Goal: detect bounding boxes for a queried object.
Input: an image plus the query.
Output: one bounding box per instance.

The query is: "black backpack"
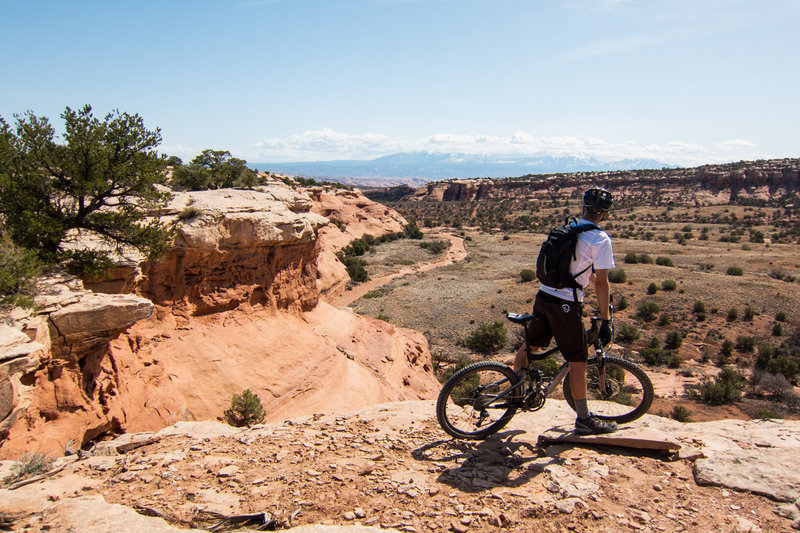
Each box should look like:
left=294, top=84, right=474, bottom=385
left=536, top=217, right=600, bottom=292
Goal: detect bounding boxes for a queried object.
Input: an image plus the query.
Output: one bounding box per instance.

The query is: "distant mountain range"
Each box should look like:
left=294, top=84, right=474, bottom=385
left=251, top=152, right=673, bottom=187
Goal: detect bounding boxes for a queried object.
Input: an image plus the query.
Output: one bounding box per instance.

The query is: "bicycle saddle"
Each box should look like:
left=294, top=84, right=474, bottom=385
left=506, top=312, right=536, bottom=324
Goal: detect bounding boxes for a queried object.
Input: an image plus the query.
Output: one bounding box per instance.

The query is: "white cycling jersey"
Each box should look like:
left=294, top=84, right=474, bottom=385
left=539, top=218, right=615, bottom=303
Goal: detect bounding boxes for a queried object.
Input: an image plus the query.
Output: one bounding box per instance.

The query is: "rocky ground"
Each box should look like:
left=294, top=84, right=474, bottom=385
left=2, top=400, right=799, bottom=532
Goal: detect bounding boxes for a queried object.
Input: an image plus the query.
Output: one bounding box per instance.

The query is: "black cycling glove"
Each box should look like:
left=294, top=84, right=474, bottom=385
left=599, top=319, right=613, bottom=346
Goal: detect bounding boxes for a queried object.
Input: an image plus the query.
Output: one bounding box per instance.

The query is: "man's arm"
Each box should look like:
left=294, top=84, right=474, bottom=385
left=593, top=268, right=611, bottom=320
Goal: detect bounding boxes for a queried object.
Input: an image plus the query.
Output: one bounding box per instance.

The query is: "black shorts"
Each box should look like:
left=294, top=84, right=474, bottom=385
left=525, top=291, right=588, bottom=363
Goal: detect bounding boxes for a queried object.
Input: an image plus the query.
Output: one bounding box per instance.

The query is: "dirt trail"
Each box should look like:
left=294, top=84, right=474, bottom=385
left=329, top=232, right=467, bottom=307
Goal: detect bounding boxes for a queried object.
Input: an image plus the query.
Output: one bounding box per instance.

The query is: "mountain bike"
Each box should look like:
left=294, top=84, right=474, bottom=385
left=436, top=309, right=654, bottom=440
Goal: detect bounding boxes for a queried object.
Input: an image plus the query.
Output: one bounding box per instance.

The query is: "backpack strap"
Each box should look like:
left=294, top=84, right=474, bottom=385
left=568, top=221, right=601, bottom=303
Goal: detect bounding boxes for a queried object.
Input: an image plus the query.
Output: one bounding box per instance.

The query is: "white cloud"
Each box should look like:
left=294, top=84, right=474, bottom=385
left=242, top=129, right=765, bottom=166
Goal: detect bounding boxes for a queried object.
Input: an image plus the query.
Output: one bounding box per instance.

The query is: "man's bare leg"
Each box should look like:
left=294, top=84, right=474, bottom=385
left=513, top=344, right=537, bottom=373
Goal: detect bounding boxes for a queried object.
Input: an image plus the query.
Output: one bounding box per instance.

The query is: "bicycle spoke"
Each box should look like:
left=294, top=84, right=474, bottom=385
left=436, top=362, right=519, bottom=439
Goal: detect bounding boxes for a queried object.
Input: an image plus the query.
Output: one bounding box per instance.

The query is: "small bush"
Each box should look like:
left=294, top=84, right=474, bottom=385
left=224, top=389, right=266, bottom=427
left=658, top=313, right=671, bottom=326
left=693, top=301, right=706, bottom=314
left=647, top=283, right=659, bottom=295
left=775, top=311, right=787, bottom=322
left=2, top=452, right=55, bottom=485
left=726, top=266, right=744, bottom=276
left=638, top=254, right=654, bottom=264
left=743, top=305, right=756, bottom=321
left=464, top=321, right=508, bottom=354
left=664, top=330, right=683, bottom=350
left=655, top=257, right=674, bottom=267
left=519, top=269, right=536, bottom=283
left=404, top=221, right=424, bottom=239
left=616, top=322, right=640, bottom=343
left=623, top=252, right=639, bottom=264
left=735, top=335, right=755, bottom=353
left=751, top=408, right=782, bottom=420
left=671, top=405, right=692, bottom=422
left=685, top=367, right=744, bottom=405
left=608, top=268, right=627, bottom=283
left=340, top=256, right=368, bottom=282
left=637, top=300, right=660, bottom=322
left=661, top=279, right=677, bottom=291
left=772, top=323, right=784, bottom=336
left=419, top=240, right=446, bottom=254
left=726, top=308, right=738, bottom=322
left=0, top=230, right=43, bottom=309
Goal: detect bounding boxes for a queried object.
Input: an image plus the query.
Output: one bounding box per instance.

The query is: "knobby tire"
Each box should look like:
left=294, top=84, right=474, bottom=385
left=436, top=361, right=520, bottom=440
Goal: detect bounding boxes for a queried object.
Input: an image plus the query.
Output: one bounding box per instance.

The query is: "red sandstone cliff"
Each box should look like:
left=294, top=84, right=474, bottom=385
left=0, top=181, right=438, bottom=459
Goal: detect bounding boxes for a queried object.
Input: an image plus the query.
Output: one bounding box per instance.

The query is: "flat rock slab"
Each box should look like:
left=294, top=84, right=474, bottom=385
left=694, top=448, right=800, bottom=503
left=538, top=425, right=681, bottom=454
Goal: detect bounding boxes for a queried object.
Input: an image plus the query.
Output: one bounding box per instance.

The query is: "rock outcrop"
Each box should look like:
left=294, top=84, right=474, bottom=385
left=0, top=180, right=437, bottom=459
left=0, top=273, right=156, bottom=458
left=308, top=187, right=408, bottom=298
left=1, top=400, right=798, bottom=532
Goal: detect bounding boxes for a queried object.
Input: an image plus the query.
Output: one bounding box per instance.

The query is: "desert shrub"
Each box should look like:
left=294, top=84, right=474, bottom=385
left=726, top=266, right=744, bottom=276
left=671, top=405, right=692, bottom=422
left=647, top=283, right=658, bottom=295
left=727, top=308, right=739, bottom=322
left=608, top=268, right=627, bottom=283
left=519, top=269, right=536, bottom=282
left=340, top=256, right=368, bottom=282
left=419, top=240, right=446, bottom=254
left=224, top=389, right=266, bottom=427
left=177, top=205, right=203, bottom=220
left=743, top=305, right=756, bottom=321
left=685, top=367, right=745, bottom=405
left=773, top=323, right=784, bottom=336
left=661, top=279, right=677, bottom=291
left=2, top=452, right=56, bottom=485
left=638, top=254, right=654, bottom=264
left=637, top=300, right=660, bottom=322
left=665, top=330, right=683, bottom=350
left=655, top=257, right=674, bottom=267
left=641, top=337, right=679, bottom=367
left=615, top=294, right=628, bottom=311
left=658, top=313, right=671, bottom=326
left=464, top=321, right=508, bottom=354
left=616, top=322, right=640, bottom=344
left=693, top=301, right=706, bottom=314
left=757, top=352, right=799, bottom=381
left=735, top=335, right=756, bottom=353
left=751, top=408, right=782, bottom=420
left=623, top=252, right=639, bottom=264
left=0, top=230, right=43, bottom=309
left=404, top=221, right=424, bottom=239
left=698, top=262, right=714, bottom=271
left=752, top=371, right=795, bottom=401
left=776, top=311, right=787, bottom=322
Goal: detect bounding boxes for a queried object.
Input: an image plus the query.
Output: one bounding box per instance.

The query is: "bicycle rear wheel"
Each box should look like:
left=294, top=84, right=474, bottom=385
left=563, top=356, right=653, bottom=424
left=436, top=361, right=519, bottom=440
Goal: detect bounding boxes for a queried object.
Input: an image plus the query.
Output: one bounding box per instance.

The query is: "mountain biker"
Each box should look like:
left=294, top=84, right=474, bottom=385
left=513, top=186, right=617, bottom=435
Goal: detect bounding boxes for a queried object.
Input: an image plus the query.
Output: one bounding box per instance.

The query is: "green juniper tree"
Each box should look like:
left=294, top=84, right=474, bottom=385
left=0, top=105, right=173, bottom=274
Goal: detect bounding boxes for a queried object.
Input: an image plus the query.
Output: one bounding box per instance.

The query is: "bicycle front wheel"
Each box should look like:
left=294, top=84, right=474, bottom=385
left=436, top=361, right=519, bottom=440
left=563, top=356, right=653, bottom=424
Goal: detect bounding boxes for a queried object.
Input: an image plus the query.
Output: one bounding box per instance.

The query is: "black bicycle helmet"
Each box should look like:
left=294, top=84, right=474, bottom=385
left=583, top=187, right=613, bottom=212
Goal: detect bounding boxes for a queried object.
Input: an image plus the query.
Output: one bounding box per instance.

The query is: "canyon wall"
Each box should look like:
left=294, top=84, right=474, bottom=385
left=394, top=158, right=800, bottom=205
left=0, top=181, right=438, bottom=459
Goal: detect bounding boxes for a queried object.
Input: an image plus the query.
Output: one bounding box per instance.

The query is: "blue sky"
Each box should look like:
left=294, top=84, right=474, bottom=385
left=2, top=0, right=798, bottom=166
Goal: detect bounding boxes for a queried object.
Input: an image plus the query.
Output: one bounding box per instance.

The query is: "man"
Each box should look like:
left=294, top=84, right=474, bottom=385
left=513, top=186, right=617, bottom=435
